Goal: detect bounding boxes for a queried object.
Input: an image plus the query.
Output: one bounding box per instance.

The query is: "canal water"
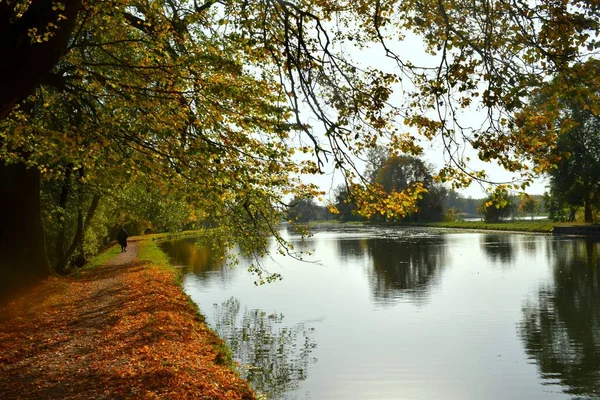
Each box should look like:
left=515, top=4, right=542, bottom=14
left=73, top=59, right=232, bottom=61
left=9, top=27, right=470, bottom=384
left=159, top=226, right=600, bottom=399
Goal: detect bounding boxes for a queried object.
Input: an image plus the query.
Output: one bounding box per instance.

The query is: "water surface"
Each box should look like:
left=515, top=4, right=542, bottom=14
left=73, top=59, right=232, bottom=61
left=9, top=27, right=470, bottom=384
left=160, top=226, right=600, bottom=399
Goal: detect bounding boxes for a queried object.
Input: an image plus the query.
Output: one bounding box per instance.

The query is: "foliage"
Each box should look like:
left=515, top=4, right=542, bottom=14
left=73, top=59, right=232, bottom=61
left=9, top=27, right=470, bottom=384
left=363, top=146, right=391, bottom=184
left=3, top=0, right=600, bottom=283
left=478, top=189, right=515, bottom=223
left=541, top=92, right=600, bottom=223
left=442, top=208, right=457, bottom=222
left=333, top=154, right=484, bottom=222
left=543, top=190, right=574, bottom=222
left=367, top=154, right=445, bottom=221
left=1, top=0, right=325, bottom=281
left=330, top=185, right=364, bottom=222
left=287, top=196, right=330, bottom=223
left=518, top=194, right=540, bottom=220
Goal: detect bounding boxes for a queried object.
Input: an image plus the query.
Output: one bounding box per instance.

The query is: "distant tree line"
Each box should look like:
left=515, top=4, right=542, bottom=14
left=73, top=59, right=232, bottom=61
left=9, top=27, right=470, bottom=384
left=287, top=91, right=600, bottom=225
left=288, top=148, right=555, bottom=224
left=288, top=149, right=497, bottom=223
left=289, top=98, right=600, bottom=225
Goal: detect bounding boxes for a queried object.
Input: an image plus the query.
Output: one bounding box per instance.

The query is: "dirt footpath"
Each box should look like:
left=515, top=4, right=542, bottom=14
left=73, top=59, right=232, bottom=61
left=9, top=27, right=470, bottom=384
left=0, top=242, right=254, bottom=399
left=109, top=240, right=139, bottom=265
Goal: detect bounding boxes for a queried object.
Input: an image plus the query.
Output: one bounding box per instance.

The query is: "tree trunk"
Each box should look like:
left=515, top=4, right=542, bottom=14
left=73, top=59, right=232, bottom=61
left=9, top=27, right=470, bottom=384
left=65, top=193, right=101, bottom=270
left=55, top=164, right=74, bottom=275
left=569, top=208, right=577, bottom=222
left=54, top=166, right=101, bottom=273
left=0, top=162, right=50, bottom=294
left=584, top=196, right=593, bottom=223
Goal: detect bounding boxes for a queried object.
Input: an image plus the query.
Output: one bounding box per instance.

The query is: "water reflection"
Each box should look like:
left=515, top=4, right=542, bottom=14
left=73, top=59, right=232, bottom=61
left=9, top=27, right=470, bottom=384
left=159, top=238, right=227, bottom=279
left=364, top=237, right=447, bottom=305
left=520, top=236, right=542, bottom=256
left=159, top=228, right=600, bottom=399
left=519, top=239, right=600, bottom=398
left=213, top=297, right=317, bottom=399
left=480, top=234, right=517, bottom=265
left=336, top=238, right=367, bottom=263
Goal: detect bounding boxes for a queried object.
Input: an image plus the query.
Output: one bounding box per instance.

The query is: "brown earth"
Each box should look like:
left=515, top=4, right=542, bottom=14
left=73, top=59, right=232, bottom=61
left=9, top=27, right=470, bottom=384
left=0, top=241, right=254, bottom=399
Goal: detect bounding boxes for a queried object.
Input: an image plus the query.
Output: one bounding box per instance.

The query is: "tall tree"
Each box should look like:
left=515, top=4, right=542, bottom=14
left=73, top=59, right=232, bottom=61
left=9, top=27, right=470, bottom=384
left=547, top=105, right=600, bottom=223
left=3, top=0, right=600, bottom=289
left=371, top=155, right=446, bottom=221
left=478, top=190, right=514, bottom=223
left=518, top=194, right=540, bottom=221
left=375, top=156, right=432, bottom=193
left=331, top=185, right=362, bottom=222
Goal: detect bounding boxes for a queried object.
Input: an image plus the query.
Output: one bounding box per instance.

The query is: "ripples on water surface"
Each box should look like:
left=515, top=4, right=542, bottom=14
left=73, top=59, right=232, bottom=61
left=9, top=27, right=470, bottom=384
left=159, top=226, right=600, bottom=399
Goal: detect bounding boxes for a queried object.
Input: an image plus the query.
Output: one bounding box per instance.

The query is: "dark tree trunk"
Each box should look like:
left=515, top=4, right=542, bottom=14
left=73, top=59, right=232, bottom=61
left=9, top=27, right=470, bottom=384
left=55, top=164, right=74, bottom=274
left=54, top=166, right=101, bottom=273
left=584, top=195, right=593, bottom=223
left=0, top=162, right=50, bottom=294
left=62, top=192, right=101, bottom=270
left=569, top=208, right=577, bottom=222
left=585, top=239, right=595, bottom=267
left=0, top=0, right=82, bottom=119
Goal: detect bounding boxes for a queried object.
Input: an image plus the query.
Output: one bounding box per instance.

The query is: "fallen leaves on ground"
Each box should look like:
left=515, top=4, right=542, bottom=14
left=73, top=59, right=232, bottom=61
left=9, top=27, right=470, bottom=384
left=0, top=261, right=255, bottom=399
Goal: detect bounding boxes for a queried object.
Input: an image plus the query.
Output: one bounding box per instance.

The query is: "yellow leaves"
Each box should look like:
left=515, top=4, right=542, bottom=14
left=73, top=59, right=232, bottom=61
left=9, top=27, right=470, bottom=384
left=327, top=204, right=340, bottom=214
left=404, top=115, right=442, bottom=140
left=52, top=1, right=66, bottom=12
left=346, top=182, right=427, bottom=220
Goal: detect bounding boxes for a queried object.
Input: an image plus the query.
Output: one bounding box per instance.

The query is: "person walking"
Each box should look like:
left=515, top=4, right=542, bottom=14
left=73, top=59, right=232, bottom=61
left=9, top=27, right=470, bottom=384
left=117, top=227, right=129, bottom=252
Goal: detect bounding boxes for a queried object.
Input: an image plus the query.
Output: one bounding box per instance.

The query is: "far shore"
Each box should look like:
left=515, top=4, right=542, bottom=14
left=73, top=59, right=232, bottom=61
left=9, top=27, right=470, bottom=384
left=303, top=219, right=600, bottom=235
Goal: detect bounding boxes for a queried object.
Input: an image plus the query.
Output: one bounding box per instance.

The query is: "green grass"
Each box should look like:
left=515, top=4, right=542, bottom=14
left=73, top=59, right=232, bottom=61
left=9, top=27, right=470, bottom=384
left=301, top=219, right=564, bottom=233
left=423, top=220, right=557, bottom=233
left=140, top=228, right=210, bottom=242
left=79, top=244, right=121, bottom=272
left=136, top=240, right=171, bottom=267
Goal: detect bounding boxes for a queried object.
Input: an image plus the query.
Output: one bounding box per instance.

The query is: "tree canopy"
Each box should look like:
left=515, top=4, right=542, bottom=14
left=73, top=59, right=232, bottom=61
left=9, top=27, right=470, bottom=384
left=545, top=95, right=600, bottom=222
left=2, top=0, right=600, bottom=286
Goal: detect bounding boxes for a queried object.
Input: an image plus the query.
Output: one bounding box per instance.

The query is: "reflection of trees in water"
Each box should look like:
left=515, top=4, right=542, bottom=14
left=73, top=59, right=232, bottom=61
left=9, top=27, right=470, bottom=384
left=159, top=238, right=226, bottom=278
left=520, top=236, right=541, bottom=256
left=480, top=234, right=516, bottom=265
left=213, top=298, right=317, bottom=399
left=337, top=238, right=367, bottom=263
left=519, top=239, right=600, bottom=398
left=365, top=237, right=447, bottom=305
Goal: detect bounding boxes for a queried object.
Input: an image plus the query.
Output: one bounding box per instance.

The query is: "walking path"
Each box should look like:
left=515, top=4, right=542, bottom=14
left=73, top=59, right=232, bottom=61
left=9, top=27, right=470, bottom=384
left=0, top=241, right=254, bottom=399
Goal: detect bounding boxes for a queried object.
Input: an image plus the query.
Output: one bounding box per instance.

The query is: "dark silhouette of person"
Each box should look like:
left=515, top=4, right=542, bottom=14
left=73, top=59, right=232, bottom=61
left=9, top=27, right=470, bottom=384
left=117, top=227, right=129, bottom=252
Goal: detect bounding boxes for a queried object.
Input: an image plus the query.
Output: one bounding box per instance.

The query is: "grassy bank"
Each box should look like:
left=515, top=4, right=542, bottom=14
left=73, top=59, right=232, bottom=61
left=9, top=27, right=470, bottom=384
left=423, top=220, right=557, bottom=233
left=0, top=237, right=254, bottom=400
left=307, top=219, right=590, bottom=234
left=140, top=228, right=213, bottom=242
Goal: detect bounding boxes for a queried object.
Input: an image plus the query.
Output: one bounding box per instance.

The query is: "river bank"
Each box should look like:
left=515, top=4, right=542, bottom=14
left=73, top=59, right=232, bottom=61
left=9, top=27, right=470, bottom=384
left=308, top=219, right=600, bottom=235
left=0, top=238, right=254, bottom=400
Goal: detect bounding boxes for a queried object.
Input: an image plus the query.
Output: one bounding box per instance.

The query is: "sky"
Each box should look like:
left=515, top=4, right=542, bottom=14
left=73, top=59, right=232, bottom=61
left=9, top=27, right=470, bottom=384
left=297, top=26, right=549, bottom=202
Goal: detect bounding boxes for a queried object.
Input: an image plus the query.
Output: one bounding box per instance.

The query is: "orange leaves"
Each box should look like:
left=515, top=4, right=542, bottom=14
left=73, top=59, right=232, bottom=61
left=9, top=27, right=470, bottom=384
left=0, top=257, right=254, bottom=400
